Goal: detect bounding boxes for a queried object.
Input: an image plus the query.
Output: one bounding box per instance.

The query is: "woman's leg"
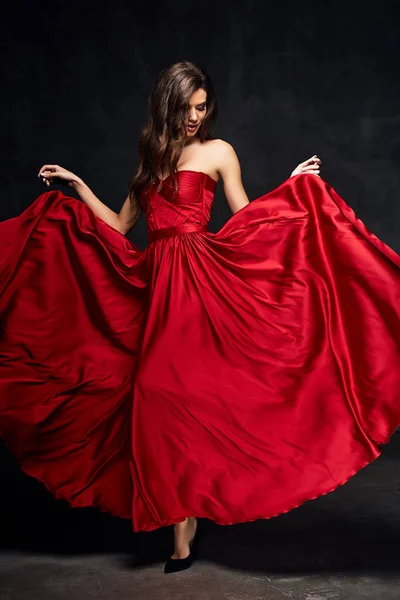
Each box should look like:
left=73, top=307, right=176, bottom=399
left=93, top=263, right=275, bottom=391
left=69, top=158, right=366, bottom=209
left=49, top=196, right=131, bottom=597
left=171, top=517, right=197, bottom=559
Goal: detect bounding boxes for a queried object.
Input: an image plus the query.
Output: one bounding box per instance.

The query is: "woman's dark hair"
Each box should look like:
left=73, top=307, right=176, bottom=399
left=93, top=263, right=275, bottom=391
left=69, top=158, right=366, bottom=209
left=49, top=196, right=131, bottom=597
left=127, top=60, right=218, bottom=214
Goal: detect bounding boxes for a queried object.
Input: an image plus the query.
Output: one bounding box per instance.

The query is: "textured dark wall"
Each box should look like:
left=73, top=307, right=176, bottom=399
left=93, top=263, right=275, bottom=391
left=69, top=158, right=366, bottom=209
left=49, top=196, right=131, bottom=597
left=2, top=0, right=400, bottom=252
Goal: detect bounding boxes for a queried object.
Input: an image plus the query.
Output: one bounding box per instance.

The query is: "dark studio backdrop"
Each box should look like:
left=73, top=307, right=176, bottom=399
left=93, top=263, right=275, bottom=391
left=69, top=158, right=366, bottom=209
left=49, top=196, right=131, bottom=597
left=1, top=0, right=400, bottom=568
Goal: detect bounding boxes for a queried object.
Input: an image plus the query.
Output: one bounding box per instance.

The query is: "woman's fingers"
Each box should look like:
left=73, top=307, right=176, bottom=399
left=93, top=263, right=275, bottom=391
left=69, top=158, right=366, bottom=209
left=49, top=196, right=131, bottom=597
left=301, top=156, right=322, bottom=178
left=38, top=165, right=62, bottom=187
left=38, top=166, right=58, bottom=186
left=37, top=165, right=59, bottom=177
left=302, top=155, right=322, bottom=167
left=290, top=155, right=323, bottom=179
left=302, top=155, right=322, bottom=176
left=37, top=164, right=79, bottom=187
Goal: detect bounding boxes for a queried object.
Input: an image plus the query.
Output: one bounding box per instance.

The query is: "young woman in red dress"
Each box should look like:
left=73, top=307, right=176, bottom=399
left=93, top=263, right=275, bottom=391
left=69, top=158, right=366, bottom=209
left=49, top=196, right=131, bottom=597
left=1, top=61, right=399, bottom=574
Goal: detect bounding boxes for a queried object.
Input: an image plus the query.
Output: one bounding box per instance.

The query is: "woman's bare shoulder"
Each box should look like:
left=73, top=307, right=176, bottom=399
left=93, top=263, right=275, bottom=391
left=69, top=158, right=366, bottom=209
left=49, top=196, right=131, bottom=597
left=205, top=138, right=237, bottom=167
left=207, top=138, right=240, bottom=174
left=206, top=138, right=234, bottom=151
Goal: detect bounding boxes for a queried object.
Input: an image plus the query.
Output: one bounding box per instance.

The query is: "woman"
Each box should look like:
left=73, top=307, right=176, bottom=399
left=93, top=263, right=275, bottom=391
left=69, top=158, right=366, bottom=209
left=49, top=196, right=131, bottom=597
left=1, top=61, right=400, bottom=574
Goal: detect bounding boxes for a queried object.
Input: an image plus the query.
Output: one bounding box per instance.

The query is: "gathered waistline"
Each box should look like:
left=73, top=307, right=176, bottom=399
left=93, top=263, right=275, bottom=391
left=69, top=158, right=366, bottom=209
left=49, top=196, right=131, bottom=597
left=148, top=223, right=209, bottom=243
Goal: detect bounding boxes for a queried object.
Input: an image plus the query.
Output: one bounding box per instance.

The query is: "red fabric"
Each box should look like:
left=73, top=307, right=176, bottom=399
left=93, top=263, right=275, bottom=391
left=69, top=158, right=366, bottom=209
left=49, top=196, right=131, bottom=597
left=1, top=171, right=400, bottom=532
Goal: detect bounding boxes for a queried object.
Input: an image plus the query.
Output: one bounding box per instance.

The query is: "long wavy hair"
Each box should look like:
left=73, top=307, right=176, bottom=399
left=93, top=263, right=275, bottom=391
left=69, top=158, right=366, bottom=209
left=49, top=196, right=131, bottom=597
left=127, top=60, right=218, bottom=214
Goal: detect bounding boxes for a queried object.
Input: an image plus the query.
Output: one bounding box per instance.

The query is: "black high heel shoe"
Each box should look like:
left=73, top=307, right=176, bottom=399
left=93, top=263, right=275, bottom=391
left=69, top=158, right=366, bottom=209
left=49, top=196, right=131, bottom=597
left=164, top=518, right=201, bottom=574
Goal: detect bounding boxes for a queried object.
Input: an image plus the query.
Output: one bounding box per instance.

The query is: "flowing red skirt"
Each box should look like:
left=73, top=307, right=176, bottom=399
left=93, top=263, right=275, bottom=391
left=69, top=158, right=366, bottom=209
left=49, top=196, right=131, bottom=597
left=1, top=174, right=399, bottom=531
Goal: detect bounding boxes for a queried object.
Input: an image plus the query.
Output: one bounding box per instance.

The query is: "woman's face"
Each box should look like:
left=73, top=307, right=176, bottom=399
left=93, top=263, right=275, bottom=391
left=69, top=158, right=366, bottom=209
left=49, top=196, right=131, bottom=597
left=185, top=88, right=207, bottom=137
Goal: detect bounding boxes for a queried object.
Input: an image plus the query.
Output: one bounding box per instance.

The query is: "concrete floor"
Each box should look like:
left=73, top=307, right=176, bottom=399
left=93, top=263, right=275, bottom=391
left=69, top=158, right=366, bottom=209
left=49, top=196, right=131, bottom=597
left=1, top=553, right=400, bottom=600
left=1, top=435, right=400, bottom=599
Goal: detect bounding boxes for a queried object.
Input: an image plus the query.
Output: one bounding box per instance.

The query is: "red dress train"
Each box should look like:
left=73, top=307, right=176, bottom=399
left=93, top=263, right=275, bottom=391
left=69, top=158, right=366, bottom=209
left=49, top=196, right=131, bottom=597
left=0, top=171, right=399, bottom=532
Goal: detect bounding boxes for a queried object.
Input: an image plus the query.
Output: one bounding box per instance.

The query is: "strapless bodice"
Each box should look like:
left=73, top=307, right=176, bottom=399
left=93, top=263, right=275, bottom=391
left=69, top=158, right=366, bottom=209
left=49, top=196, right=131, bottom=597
left=140, top=170, right=218, bottom=242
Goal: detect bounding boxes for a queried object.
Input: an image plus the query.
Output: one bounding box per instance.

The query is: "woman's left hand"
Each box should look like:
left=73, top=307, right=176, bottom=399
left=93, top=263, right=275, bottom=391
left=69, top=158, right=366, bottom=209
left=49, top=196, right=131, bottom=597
left=290, top=155, right=322, bottom=178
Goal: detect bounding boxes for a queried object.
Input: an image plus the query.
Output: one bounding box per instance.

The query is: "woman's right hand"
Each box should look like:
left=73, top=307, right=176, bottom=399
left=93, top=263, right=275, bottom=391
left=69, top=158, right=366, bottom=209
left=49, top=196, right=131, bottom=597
left=37, top=164, right=82, bottom=188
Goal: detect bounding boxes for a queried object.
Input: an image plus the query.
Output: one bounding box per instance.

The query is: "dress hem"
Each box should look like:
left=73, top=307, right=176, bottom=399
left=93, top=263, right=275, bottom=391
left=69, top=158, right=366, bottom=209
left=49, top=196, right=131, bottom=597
left=2, top=418, right=398, bottom=532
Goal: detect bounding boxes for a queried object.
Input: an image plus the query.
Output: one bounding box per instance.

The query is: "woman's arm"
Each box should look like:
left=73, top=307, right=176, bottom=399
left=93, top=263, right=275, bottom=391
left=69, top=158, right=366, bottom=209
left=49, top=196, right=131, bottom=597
left=215, top=142, right=322, bottom=215
left=71, top=179, right=140, bottom=235
left=216, top=142, right=251, bottom=214
left=38, top=164, right=140, bottom=235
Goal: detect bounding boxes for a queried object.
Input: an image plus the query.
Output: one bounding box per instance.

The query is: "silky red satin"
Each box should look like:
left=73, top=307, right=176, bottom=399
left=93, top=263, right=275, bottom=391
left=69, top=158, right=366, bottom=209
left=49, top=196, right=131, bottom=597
left=1, top=172, right=400, bottom=532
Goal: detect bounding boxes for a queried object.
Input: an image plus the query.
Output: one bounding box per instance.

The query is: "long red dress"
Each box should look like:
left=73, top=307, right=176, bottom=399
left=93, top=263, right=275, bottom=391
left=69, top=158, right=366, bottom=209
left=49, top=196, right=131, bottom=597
left=1, top=171, right=400, bottom=532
